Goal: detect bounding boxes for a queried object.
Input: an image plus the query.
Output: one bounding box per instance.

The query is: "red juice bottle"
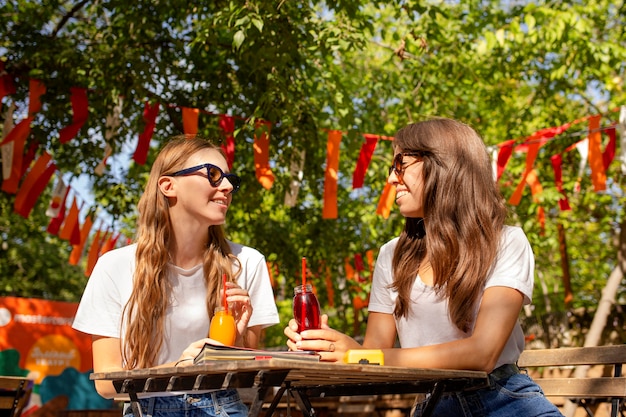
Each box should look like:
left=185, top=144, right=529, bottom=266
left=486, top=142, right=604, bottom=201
left=293, top=284, right=321, bottom=332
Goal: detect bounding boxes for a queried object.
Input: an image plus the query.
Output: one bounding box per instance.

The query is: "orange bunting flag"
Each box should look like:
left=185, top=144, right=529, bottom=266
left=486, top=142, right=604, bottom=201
left=59, top=87, right=88, bottom=144
left=85, top=229, right=103, bottom=277
left=100, top=232, right=120, bottom=256
left=219, top=115, right=236, bottom=170
left=352, top=134, right=379, bottom=189
left=322, top=130, right=342, bottom=219
left=133, top=101, right=160, bottom=165
left=182, top=107, right=199, bottom=135
left=365, top=249, right=374, bottom=273
left=1, top=103, right=16, bottom=186
left=344, top=257, right=355, bottom=281
left=2, top=80, right=46, bottom=193
left=266, top=261, right=275, bottom=290
left=13, top=152, right=56, bottom=218
left=59, top=196, right=81, bottom=245
left=587, top=115, right=606, bottom=191
left=525, top=169, right=545, bottom=232
left=253, top=120, right=274, bottom=189
left=508, top=141, right=541, bottom=206
left=0, top=117, right=31, bottom=194
left=69, top=214, right=94, bottom=265
left=376, top=182, right=396, bottom=218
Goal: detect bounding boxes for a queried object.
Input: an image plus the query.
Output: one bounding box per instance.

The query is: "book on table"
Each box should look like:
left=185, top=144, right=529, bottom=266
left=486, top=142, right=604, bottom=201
left=193, top=342, right=321, bottom=364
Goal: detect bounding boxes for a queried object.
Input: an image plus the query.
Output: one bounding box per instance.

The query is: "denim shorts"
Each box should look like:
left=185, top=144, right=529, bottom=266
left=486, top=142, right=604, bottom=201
left=412, top=365, right=564, bottom=417
left=122, top=389, right=248, bottom=417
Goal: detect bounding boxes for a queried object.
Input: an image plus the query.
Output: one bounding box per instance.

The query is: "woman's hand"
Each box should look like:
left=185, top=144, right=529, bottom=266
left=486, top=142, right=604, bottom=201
left=284, top=314, right=362, bottom=362
left=225, top=282, right=253, bottom=336
left=175, top=338, right=213, bottom=367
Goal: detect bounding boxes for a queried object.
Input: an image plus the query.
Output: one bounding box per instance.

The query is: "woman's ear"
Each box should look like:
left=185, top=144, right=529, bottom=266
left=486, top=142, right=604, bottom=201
left=158, top=176, right=176, bottom=198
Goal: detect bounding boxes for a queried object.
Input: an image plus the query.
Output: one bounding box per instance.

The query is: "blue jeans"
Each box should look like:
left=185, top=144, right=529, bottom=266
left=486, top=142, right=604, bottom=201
left=123, top=389, right=248, bottom=417
left=412, top=369, right=564, bottom=417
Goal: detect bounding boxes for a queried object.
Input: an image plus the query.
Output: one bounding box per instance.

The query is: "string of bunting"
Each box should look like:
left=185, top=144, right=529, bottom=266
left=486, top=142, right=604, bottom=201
left=0, top=71, right=624, bottom=275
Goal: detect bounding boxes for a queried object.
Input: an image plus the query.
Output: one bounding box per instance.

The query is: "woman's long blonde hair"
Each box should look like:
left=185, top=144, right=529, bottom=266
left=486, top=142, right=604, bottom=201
left=122, top=135, right=240, bottom=369
left=391, top=118, right=507, bottom=333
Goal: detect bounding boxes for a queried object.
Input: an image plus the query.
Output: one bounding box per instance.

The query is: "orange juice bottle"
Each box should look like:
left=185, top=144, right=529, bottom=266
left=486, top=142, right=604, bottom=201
left=209, top=306, right=236, bottom=346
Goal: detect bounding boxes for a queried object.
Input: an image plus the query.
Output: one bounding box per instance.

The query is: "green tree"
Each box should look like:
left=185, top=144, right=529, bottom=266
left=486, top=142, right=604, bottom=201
left=1, top=1, right=624, bottom=342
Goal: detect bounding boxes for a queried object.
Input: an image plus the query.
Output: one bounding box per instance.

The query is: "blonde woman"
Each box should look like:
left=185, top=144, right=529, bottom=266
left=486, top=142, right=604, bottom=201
left=285, top=118, right=563, bottom=416
left=74, top=136, right=279, bottom=417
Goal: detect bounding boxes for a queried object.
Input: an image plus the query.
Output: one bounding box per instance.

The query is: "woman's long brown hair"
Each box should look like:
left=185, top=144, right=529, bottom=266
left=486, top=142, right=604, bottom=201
left=391, top=118, right=507, bottom=333
left=122, top=136, right=240, bottom=369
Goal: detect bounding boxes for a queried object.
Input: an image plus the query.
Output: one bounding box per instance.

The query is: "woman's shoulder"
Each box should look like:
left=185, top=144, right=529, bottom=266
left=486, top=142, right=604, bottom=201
left=99, top=242, right=137, bottom=261
left=378, top=236, right=400, bottom=258
left=501, top=225, right=531, bottom=248
left=227, top=240, right=265, bottom=262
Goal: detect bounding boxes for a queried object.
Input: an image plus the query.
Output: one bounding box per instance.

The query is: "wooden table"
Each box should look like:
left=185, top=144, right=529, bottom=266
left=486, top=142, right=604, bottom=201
left=0, top=376, right=34, bottom=417
left=91, top=359, right=489, bottom=417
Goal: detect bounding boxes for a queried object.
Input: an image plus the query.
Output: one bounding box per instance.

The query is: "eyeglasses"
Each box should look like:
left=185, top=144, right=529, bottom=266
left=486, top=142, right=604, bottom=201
left=168, top=163, right=242, bottom=194
left=388, top=152, right=424, bottom=178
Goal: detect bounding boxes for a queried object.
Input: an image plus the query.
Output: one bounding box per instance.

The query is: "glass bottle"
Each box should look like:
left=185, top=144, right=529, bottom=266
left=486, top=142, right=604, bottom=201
left=209, top=306, right=236, bottom=346
left=293, top=284, right=321, bottom=332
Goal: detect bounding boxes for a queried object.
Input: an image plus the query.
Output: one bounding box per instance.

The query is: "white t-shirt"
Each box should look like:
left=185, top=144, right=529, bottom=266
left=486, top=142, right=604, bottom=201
left=72, top=241, right=280, bottom=366
left=368, top=225, right=533, bottom=369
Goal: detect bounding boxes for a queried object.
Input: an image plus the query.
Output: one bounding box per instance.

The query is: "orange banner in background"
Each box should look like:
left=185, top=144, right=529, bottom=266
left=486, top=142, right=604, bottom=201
left=0, top=296, right=92, bottom=384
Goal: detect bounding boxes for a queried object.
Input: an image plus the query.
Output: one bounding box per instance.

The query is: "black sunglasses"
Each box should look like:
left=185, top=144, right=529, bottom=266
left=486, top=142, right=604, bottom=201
left=168, top=163, right=242, bottom=194
left=388, top=152, right=424, bottom=178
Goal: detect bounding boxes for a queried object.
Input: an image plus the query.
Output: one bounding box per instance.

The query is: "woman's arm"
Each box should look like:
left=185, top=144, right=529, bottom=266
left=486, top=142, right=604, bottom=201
left=91, top=336, right=124, bottom=399
left=381, top=286, right=523, bottom=372
left=362, top=312, right=398, bottom=349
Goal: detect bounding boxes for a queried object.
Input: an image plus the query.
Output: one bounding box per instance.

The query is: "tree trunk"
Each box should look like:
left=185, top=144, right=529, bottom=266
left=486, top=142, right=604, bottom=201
left=562, top=219, right=626, bottom=417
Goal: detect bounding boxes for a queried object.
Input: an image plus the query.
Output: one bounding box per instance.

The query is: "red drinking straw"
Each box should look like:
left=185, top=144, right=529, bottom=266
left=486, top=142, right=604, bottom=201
left=301, top=257, right=306, bottom=328
left=301, top=257, right=306, bottom=290
left=222, top=273, right=228, bottom=311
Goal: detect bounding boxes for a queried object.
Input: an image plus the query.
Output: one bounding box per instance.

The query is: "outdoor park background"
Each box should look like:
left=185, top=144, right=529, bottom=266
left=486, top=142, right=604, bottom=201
left=1, top=1, right=625, bottom=416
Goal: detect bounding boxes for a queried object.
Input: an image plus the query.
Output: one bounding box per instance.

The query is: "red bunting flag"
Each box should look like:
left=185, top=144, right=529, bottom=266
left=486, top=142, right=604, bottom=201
left=602, top=126, right=616, bottom=170
left=47, top=185, right=70, bottom=236
left=59, top=196, right=81, bottom=245
left=496, top=140, right=516, bottom=181
left=219, top=115, right=235, bottom=170
left=550, top=154, right=571, bottom=211
left=182, top=107, right=199, bottom=135
left=253, top=120, right=274, bottom=189
left=133, top=101, right=160, bottom=165
left=69, top=214, right=94, bottom=265
left=352, top=134, right=378, bottom=189
left=354, top=253, right=365, bottom=283
left=13, top=152, right=57, bottom=218
left=322, top=130, right=342, bottom=219
left=59, top=87, right=88, bottom=144
left=587, top=115, right=606, bottom=191
left=46, top=176, right=68, bottom=218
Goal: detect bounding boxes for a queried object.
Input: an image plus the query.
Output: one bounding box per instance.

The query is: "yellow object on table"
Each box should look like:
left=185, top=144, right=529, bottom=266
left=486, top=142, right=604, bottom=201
left=343, top=349, right=384, bottom=365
